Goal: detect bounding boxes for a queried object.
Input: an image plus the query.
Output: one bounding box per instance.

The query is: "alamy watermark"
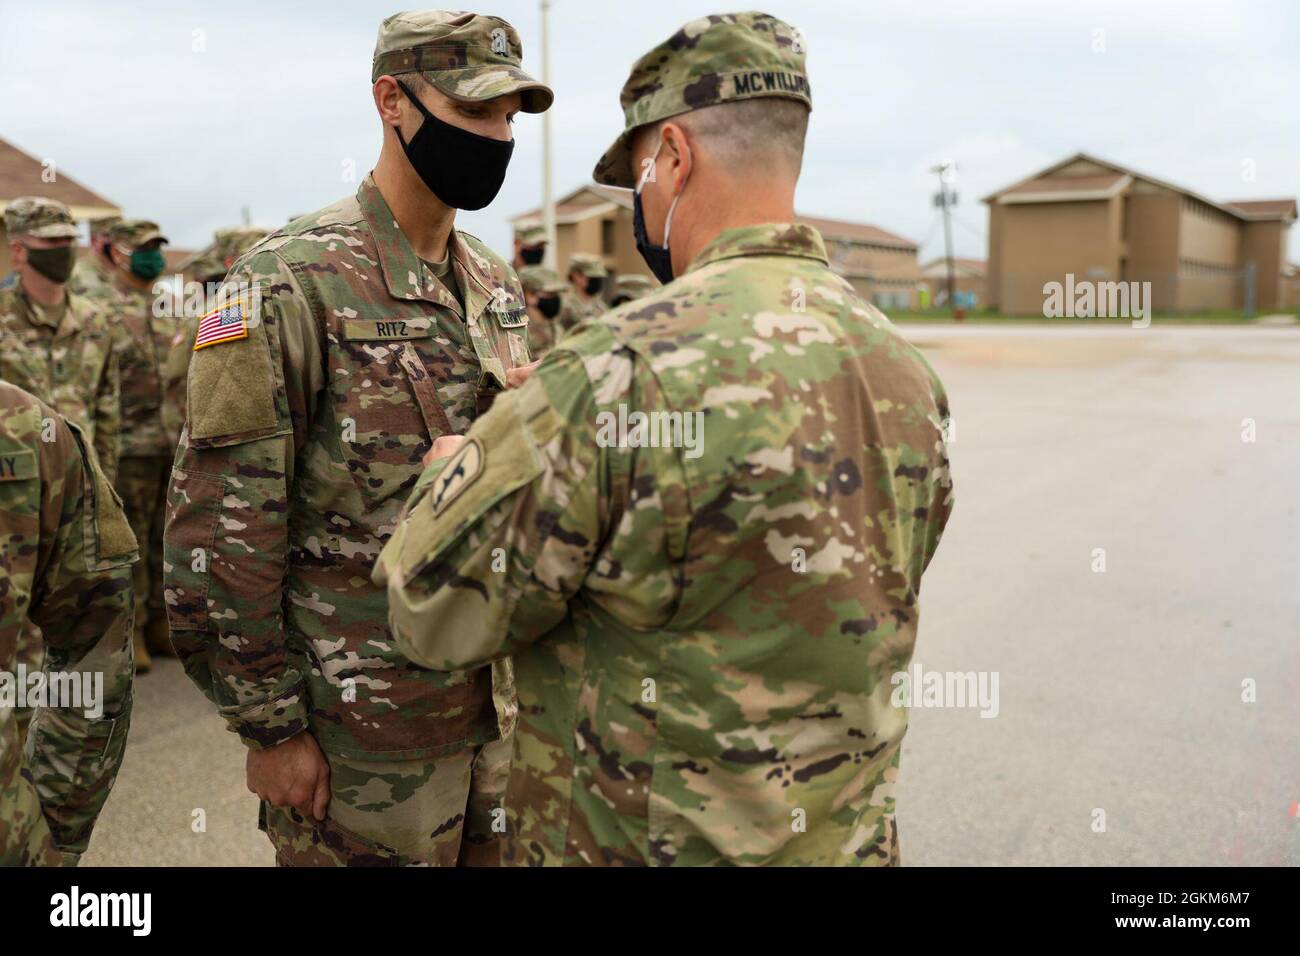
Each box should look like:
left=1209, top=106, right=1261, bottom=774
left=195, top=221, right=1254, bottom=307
left=1043, top=273, right=1151, bottom=329
left=0, top=665, right=104, bottom=718
left=890, top=662, right=1000, bottom=718
left=595, top=403, right=704, bottom=460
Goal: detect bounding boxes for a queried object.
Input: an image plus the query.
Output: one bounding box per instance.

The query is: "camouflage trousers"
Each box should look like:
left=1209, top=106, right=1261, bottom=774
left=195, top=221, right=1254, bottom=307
left=115, top=456, right=170, bottom=653
left=11, top=622, right=44, bottom=745
left=0, top=719, right=63, bottom=866
left=262, top=734, right=512, bottom=866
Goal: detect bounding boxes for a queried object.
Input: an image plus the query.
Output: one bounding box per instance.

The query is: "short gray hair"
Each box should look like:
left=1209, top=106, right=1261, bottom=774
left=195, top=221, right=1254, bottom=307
left=660, top=98, right=809, bottom=179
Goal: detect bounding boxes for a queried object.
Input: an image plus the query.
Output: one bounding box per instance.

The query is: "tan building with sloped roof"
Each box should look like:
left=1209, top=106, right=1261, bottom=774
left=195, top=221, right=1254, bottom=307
left=511, top=185, right=923, bottom=309
left=0, top=136, right=121, bottom=275
left=984, top=153, right=1296, bottom=315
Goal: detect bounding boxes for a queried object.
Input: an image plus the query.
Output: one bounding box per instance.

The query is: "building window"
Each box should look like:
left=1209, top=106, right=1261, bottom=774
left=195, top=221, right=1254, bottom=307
left=602, top=219, right=615, bottom=256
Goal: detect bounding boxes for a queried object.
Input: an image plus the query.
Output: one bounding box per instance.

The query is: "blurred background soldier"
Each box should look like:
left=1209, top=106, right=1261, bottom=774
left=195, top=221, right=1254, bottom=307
left=609, top=273, right=655, bottom=307
left=379, top=11, right=955, bottom=867
left=70, top=214, right=124, bottom=301
left=517, top=264, right=572, bottom=360
left=566, top=252, right=608, bottom=319
left=0, top=197, right=121, bottom=741
left=162, top=225, right=270, bottom=441
left=0, top=381, right=136, bottom=866
left=511, top=218, right=547, bottom=270
left=105, top=218, right=173, bottom=673
left=164, top=10, right=551, bottom=867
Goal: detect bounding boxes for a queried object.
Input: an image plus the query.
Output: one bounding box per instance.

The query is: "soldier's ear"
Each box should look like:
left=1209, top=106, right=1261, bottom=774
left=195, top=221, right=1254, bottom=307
left=373, top=76, right=405, bottom=128
left=660, top=122, right=694, bottom=190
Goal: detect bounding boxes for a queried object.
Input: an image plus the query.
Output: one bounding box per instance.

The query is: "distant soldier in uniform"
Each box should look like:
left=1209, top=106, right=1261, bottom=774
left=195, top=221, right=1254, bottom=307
left=377, top=12, right=955, bottom=867
left=609, top=272, right=655, bottom=307
left=69, top=214, right=123, bottom=301
left=162, top=225, right=271, bottom=442
left=0, top=381, right=137, bottom=866
left=103, top=218, right=173, bottom=673
left=1, top=198, right=120, bottom=483
left=517, top=264, right=571, bottom=360
left=1, top=197, right=122, bottom=740
left=511, top=218, right=547, bottom=270
left=164, top=10, right=551, bottom=867
left=566, top=252, right=608, bottom=320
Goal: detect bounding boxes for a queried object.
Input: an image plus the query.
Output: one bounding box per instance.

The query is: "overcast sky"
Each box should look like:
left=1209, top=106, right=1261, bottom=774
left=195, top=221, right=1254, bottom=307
left=2, top=0, right=1296, bottom=262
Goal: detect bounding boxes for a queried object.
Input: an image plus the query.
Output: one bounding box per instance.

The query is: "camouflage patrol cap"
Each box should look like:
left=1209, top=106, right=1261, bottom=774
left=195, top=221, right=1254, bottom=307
left=181, top=225, right=271, bottom=281
left=594, top=11, right=811, bottom=187
left=3, top=196, right=80, bottom=239
left=612, top=273, right=656, bottom=300
left=109, top=218, right=168, bottom=248
left=518, top=264, right=566, bottom=295
left=513, top=218, right=547, bottom=245
left=568, top=252, right=608, bottom=278
left=371, top=10, right=553, bottom=113
left=88, top=214, right=123, bottom=237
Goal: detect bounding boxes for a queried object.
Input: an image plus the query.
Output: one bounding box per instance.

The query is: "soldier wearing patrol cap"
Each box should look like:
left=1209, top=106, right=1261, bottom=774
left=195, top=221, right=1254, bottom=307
left=378, top=11, right=955, bottom=866
left=70, top=214, right=124, bottom=301
left=0, top=196, right=122, bottom=742
left=609, top=272, right=656, bottom=307
left=102, top=217, right=172, bottom=674
left=164, top=9, right=551, bottom=867
left=511, top=218, right=547, bottom=270
left=517, top=264, right=575, bottom=360
left=566, top=251, right=608, bottom=320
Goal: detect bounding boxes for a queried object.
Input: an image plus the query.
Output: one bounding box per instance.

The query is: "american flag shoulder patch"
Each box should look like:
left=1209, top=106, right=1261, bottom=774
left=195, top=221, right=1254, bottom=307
left=193, top=297, right=251, bottom=351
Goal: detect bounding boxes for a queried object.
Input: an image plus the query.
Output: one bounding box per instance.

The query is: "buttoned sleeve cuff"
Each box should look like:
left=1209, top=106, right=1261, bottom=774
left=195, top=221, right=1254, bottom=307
left=217, top=671, right=311, bottom=750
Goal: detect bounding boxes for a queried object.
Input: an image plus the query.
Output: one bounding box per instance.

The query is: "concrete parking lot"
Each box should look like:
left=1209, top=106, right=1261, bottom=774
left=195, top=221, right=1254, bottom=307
left=82, top=324, right=1300, bottom=866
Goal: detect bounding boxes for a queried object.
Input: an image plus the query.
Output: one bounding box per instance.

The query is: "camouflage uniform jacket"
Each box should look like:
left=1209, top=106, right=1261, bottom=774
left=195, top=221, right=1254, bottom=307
left=164, top=175, right=532, bottom=759
left=0, top=382, right=137, bottom=865
left=525, top=298, right=581, bottom=361
left=378, top=223, right=955, bottom=865
left=0, top=277, right=121, bottom=483
left=567, top=291, right=604, bottom=324
left=109, top=278, right=177, bottom=459
left=69, top=254, right=114, bottom=301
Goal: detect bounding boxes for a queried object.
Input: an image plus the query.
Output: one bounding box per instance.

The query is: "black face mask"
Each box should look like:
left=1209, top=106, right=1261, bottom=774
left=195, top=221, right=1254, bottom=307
left=520, top=246, right=545, bottom=265
left=24, top=244, right=77, bottom=284
left=536, top=295, right=561, bottom=318
left=395, top=79, right=514, bottom=210
left=584, top=276, right=604, bottom=296
left=632, top=137, right=690, bottom=286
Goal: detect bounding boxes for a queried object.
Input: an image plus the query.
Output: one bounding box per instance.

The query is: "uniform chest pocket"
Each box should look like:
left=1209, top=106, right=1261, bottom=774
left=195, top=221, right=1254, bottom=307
left=333, top=322, right=456, bottom=512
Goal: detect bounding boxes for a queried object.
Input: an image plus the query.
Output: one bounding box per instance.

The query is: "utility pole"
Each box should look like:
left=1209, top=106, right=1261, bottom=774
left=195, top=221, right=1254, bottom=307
left=540, top=0, right=556, bottom=270
left=930, top=161, right=959, bottom=318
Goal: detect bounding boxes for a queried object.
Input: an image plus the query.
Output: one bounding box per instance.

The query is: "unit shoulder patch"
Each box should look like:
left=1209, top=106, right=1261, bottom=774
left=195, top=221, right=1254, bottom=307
left=432, top=438, right=484, bottom=515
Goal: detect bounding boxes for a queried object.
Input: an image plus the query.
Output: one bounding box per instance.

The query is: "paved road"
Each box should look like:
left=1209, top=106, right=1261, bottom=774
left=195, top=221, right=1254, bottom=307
left=82, top=325, right=1300, bottom=866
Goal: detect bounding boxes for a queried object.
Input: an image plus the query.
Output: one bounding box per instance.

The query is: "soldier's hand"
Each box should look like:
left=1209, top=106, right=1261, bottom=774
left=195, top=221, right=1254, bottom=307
left=245, top=731, right=331, bottom=821
left=423, top=434, right=466, bottom=467
left=506, top=360, right=540, bottom=389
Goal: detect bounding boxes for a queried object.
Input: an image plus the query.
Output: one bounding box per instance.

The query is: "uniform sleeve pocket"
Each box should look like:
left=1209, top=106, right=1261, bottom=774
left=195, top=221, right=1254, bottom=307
left=164, top=468, right=225, bottom=632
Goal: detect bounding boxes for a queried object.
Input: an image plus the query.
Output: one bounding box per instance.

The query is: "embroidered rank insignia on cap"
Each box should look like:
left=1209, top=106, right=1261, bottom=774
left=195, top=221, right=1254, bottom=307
left=432, top=438, right=483, bottom=515
left=193, top=297, right=251, bottom=351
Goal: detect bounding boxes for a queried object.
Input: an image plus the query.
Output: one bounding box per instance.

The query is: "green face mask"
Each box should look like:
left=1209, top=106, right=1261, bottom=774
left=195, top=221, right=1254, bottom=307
left=129, top=248, right=167, bottom=281
left=24, top=244, right=77, bottom=284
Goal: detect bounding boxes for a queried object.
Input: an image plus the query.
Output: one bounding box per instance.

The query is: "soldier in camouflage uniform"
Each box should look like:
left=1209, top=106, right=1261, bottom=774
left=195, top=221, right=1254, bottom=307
left=161, top=225, right=271, bottom=442
left=609, top=272, right=656, bottom=307
left=0, top=381, right=137, bottom=866
left=566, top=252, right=608, bottom=320
left=1, top=198, right=121, bottom=482
left=377, top=12, right=954, bottom=866
left=103, top=218, right=174, bottom=673
left=517, top=264, right=571, bottom=360
left=511, top=218, right=547, bottom=270
left=69, top=214, right=123, bottom=302
left=164, top=10, right=551, bottom=867
left=1, top=198, right=122, bottom=741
